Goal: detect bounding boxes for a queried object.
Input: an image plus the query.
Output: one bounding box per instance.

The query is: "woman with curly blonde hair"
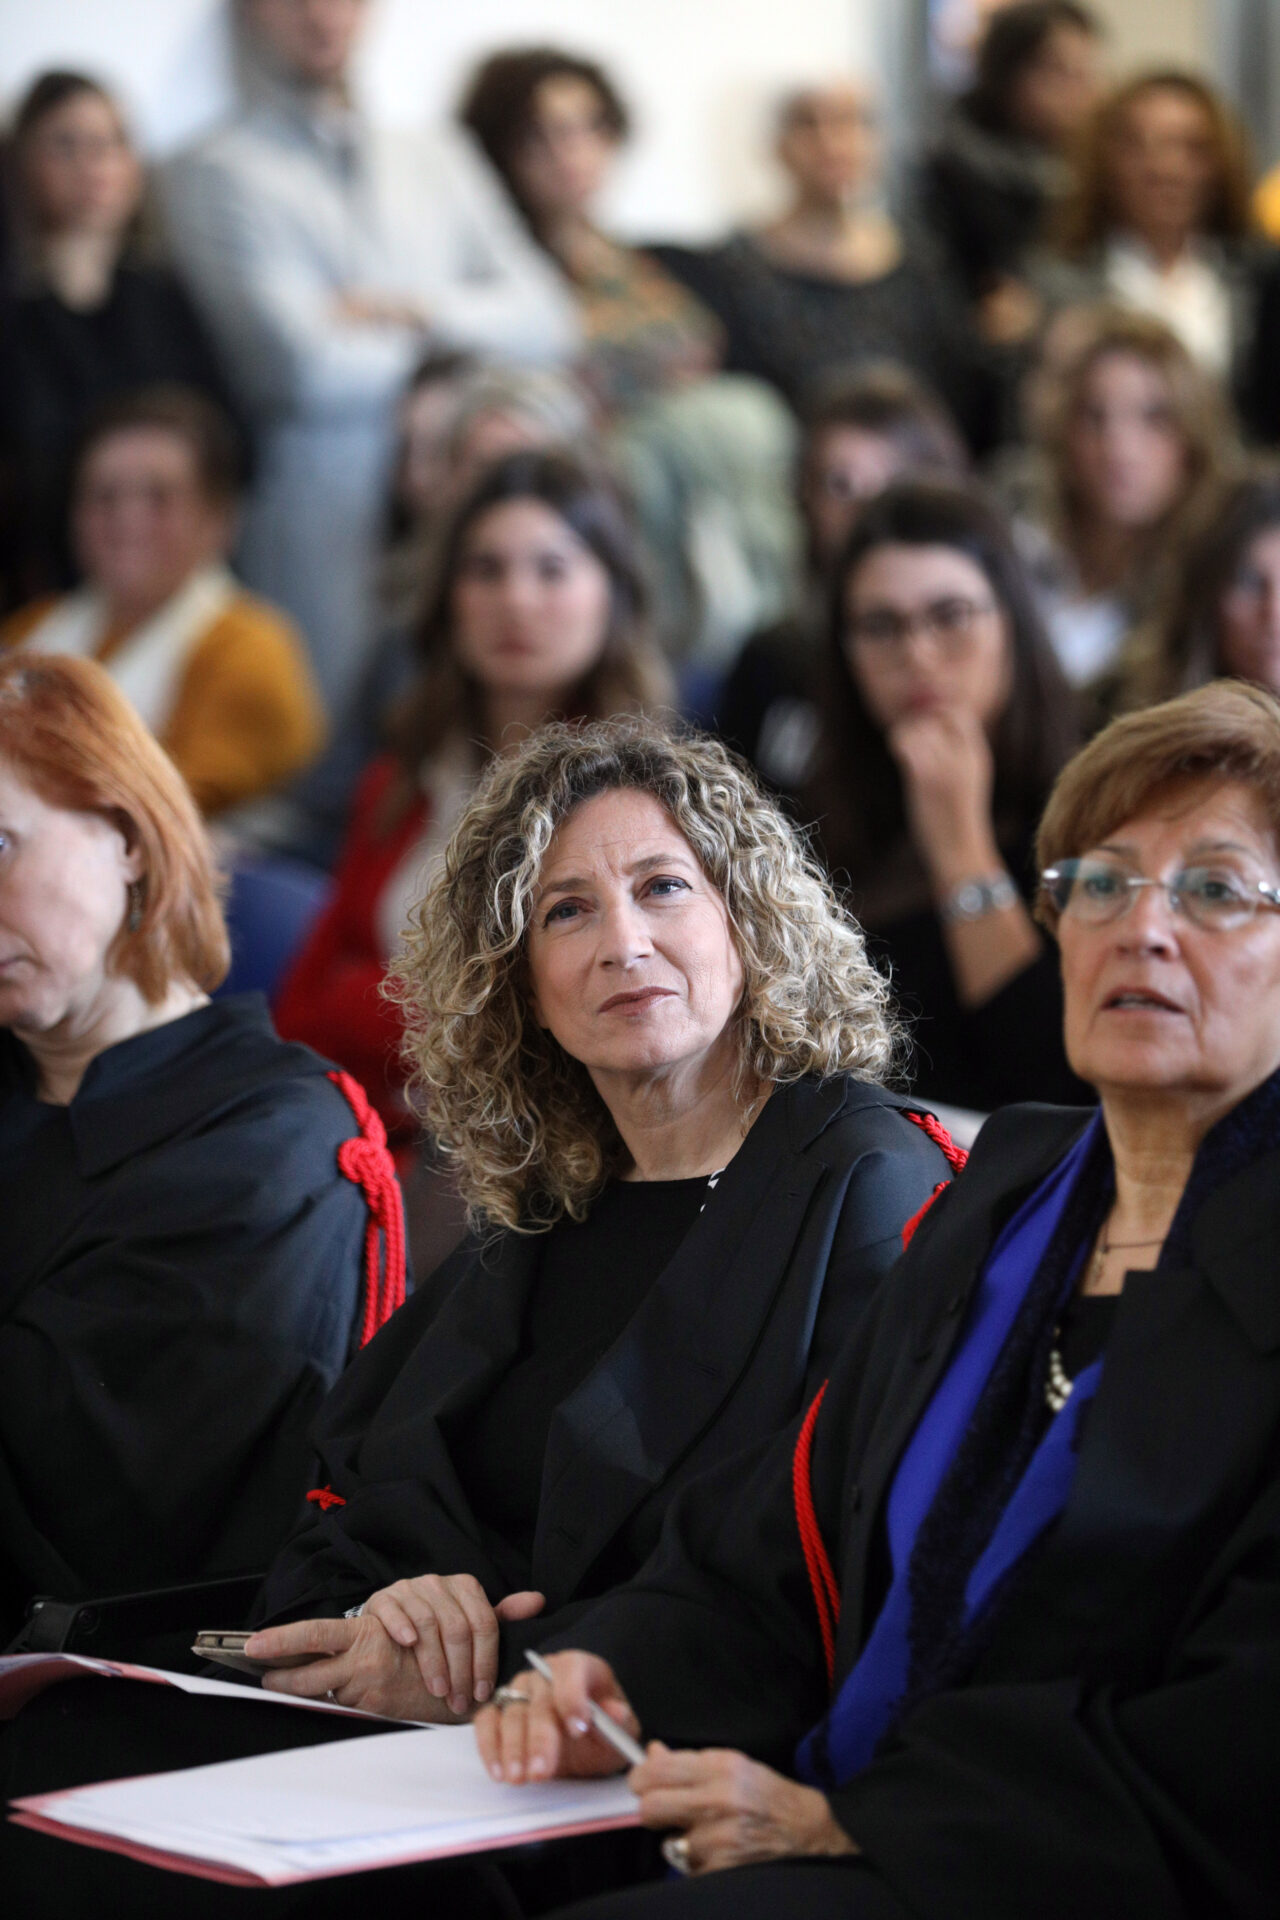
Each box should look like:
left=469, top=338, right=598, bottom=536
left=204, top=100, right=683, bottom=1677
left=244, top=716, right=959, bottom=1737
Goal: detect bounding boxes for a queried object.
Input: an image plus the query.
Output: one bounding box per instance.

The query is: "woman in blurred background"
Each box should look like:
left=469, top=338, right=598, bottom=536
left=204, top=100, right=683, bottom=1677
left=1012, top=306, right=1237, bottom=689
left=0, top=652, right=397, bottom=1647
left=1033, top=70, right=1271, bottom=416
left=0, top=385, right=324, bottom=825
left=1115, top=467, right=1280, bottom=709
left=657, top=80, right=992, bottom=447
left=921, top=0, right=1103, bottom=341
left=459, top=47, right=799, bottom=667
left=275, top=448, right=672, bottom=1136
left=0, top=70, right=238, bottom=598
left=719, top=365, right=970, bottom=793
left=806, top=479, right=1083, bottom=1114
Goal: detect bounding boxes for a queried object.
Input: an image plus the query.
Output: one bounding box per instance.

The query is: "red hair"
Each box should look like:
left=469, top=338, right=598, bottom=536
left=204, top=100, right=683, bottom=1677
left=0, top=653, right=229, bottom=1000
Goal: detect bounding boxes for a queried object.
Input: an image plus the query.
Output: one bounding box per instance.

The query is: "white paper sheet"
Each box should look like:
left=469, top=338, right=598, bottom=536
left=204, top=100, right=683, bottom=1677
left=0, top=1652, right=428, bottom=1724
left=14, top=1726, right=640, bottom=1885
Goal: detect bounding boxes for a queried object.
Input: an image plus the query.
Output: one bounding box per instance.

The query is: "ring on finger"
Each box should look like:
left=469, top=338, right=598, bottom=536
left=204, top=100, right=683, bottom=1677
left=492, top=1685, right=532, bottom=1709
left=662, top=1835, right=693, bottom=1876
left=326, top=1689, right=338, bottom=1705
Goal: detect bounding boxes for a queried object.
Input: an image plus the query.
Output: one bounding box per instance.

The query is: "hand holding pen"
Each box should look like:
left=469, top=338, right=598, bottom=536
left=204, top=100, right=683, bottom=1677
left=473, top=1648, right=644, bottom=1784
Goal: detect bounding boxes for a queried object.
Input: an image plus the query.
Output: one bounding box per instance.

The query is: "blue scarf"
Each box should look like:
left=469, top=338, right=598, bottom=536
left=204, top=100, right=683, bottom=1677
left=796, top=1113, right=1105, bottom=1788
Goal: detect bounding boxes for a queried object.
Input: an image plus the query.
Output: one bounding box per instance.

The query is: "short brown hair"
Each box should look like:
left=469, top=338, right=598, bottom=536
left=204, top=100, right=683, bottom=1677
left=459, top=47, right=628, bottom=222
left=0, top=652, right=229, bottom=999
left=1056, top=71, right=1254, bottom=256
left=1036, top=680, right=1280, bottom=923
left=73, top=383, right=245, bottom=508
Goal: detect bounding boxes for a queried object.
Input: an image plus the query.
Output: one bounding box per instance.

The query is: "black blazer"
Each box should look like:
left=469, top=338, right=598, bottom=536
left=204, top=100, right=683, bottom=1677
left=255, top=1075, right=953, bottom=1640
left=558, top=1101, right=1280, bottom=1920
left=0, top=997, right=371, bottom=1643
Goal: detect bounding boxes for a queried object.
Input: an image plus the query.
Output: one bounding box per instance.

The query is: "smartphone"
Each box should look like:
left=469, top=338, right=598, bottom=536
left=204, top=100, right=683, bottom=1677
left=192, top=1629, right=319, bottom=1677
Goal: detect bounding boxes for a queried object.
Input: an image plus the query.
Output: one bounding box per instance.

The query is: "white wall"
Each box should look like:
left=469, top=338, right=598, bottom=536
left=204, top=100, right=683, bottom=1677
left=0, top=0, right=874, bottom=238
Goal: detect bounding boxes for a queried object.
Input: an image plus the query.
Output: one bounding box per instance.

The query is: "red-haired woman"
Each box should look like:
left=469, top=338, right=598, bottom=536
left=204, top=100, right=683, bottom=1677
left=0, top=653, right=404, bottom=1645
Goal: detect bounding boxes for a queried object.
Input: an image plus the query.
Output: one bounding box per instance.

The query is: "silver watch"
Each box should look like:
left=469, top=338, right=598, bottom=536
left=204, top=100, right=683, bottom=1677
left=939, top=873, right=1019, bottom=924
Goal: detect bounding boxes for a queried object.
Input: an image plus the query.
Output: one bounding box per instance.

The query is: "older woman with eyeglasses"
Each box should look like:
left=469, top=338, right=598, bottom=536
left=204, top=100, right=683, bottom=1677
left=483, top=679, right=1280, bottom=1920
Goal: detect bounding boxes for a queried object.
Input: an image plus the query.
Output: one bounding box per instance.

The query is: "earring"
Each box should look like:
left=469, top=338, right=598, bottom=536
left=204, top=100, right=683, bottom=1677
left=127, top=880, right=145, bottom=934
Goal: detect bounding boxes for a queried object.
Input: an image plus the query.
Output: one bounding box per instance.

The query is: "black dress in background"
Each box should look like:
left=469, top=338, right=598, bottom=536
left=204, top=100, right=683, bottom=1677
left=916, top=104, right=1062, bottom=304
left=0, top=262, right=243, bottom=593
left=0, top=995, right=371, bottom=1643
left=650, top=230, right=998, bottom=452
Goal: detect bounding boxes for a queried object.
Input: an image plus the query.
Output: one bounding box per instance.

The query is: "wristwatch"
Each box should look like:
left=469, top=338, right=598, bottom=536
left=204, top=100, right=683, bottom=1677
left=939, top=872, right=1019, bottom=924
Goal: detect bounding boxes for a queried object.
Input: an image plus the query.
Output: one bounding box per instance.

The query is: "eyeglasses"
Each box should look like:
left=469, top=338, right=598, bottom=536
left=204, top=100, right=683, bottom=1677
left=845, top=597, right=997, bottom=654
left=1041, top=857, right=1280, bottom=931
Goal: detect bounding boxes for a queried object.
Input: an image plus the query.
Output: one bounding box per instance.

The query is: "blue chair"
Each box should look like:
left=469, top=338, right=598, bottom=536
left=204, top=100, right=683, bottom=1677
left=217, top=853, right=332, bottom=1001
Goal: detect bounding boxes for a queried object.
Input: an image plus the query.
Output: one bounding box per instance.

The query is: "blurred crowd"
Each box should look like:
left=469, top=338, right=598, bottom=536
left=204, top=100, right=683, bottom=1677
left=5, top=0, right=1280, bottom=1199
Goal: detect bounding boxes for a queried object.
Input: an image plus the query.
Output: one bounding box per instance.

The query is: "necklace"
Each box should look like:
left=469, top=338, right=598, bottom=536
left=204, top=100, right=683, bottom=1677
left=1086, top=1232, right=1164, bottom=1290
left=1048, top=1230, right=1166, bottom=1413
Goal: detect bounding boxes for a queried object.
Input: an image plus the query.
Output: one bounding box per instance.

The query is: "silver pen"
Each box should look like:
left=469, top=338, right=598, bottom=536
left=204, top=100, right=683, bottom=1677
left=526, top=1648, right=647, bottom=1768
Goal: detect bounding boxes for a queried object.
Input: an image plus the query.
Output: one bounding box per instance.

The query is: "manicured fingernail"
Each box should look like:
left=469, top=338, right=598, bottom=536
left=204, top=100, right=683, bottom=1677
left=569, top=1717, right=589, bottom=1736
left=529, top=1755, right=547, bottom=1777
left=490, top=1764, right=503, bottom=1781
left=474, top=1680, right=491, bottom=1701
left=450, top=1694, right=467, bottom=1716
left=394, top=1625, right=416, bottom=1646
left=507, top=1762, right=523, bottom=1781
left=430, top=1676, right=448, bottom=1696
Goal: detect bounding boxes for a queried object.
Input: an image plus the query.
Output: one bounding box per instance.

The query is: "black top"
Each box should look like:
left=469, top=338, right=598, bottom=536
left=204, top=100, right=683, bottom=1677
left=445, top=1176, right=709, bottom=1555
left=0, top=262, right=243, bottom=593
left=853, top=828, right=1091, bottom=1113
left=556, top=1098, right=1280, bottom=1920
left=0, top=995, right=372, bottom=1638
left=918, top=106, right=1059, bottom=300
left=650, top=230, right=997, bottom=451
left=254, top=1075, right=955, bottom=1647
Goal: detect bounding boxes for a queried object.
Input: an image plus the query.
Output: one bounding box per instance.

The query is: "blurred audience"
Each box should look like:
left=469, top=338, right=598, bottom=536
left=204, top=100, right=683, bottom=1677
left=921, top=2, right=1103, bottom=342
left=718, top=364, right=970, bottom=791
left=274, top=448, right=673, bottom=1134
left=1009, top=306, right=1238, bottom=688
left=0, top=70, right=239, bottom=598
left=163, top=0, right=578, bottom=723
left=655, top=80, right=993, bottom=448
left=0, top=652, right=400, bottom=1642
left=380, top=359, right=594, bottom=630
left=1032, top=71, right=1274, bottom=422
left=0, top=385, right=324, bottom=823
left=460, top=47, right=721, bottom=417
left=460, top=46, right=799, bottom=662
left=804, top=479, right=1085, bottom=1112
left=1114, top=467, right=1280, bottom=710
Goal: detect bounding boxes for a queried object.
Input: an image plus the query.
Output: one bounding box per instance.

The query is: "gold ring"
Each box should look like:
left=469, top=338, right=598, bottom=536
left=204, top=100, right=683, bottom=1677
left=662, top=1835, right=693, bottom=1875
left=493, top=1685, right=532, bottom=1709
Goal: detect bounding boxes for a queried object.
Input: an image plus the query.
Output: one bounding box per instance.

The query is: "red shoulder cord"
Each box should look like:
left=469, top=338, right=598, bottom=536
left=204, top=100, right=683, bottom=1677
left=900, top=1109, right=969, bottom=1249
left=793, top=1381, right=840, bottom=1686
left=326, top=1069, right=407, bottom=1347
left=793, top=1110, right=970, bottom=1686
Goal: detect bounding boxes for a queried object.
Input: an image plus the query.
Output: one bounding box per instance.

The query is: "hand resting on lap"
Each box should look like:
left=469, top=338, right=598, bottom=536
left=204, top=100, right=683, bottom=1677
left=245, top=1574, right=545, bottom=1719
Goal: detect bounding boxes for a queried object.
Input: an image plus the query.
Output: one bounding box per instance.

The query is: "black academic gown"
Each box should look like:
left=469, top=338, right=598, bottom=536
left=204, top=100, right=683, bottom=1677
left=0, top=995, right=372, bottom=1642
left=551, top=1102, right=1280, bottom=1920
left=256, top=1076, right=953, bottom=1646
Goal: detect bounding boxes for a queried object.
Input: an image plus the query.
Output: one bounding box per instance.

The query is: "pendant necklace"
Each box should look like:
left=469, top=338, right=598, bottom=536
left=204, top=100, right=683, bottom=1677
left=1045, top=1232, right=1164, bottom=1413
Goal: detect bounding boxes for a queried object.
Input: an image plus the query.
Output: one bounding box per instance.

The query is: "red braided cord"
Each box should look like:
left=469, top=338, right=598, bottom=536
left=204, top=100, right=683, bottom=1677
left=901, top=1182, right=950, bottom=1249
left=306, top=1485, right=346, bottom=1511
left=902, top=1107, right=969, bottom=1173
left=327, top=1070, right=407, bottom=1345
left=793, top=1381, right=840, bottom=1687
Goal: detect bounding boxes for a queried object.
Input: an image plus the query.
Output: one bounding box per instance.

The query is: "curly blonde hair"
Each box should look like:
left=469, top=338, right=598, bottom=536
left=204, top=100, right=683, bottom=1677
left=387, top=717, right=901, bottom=1232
